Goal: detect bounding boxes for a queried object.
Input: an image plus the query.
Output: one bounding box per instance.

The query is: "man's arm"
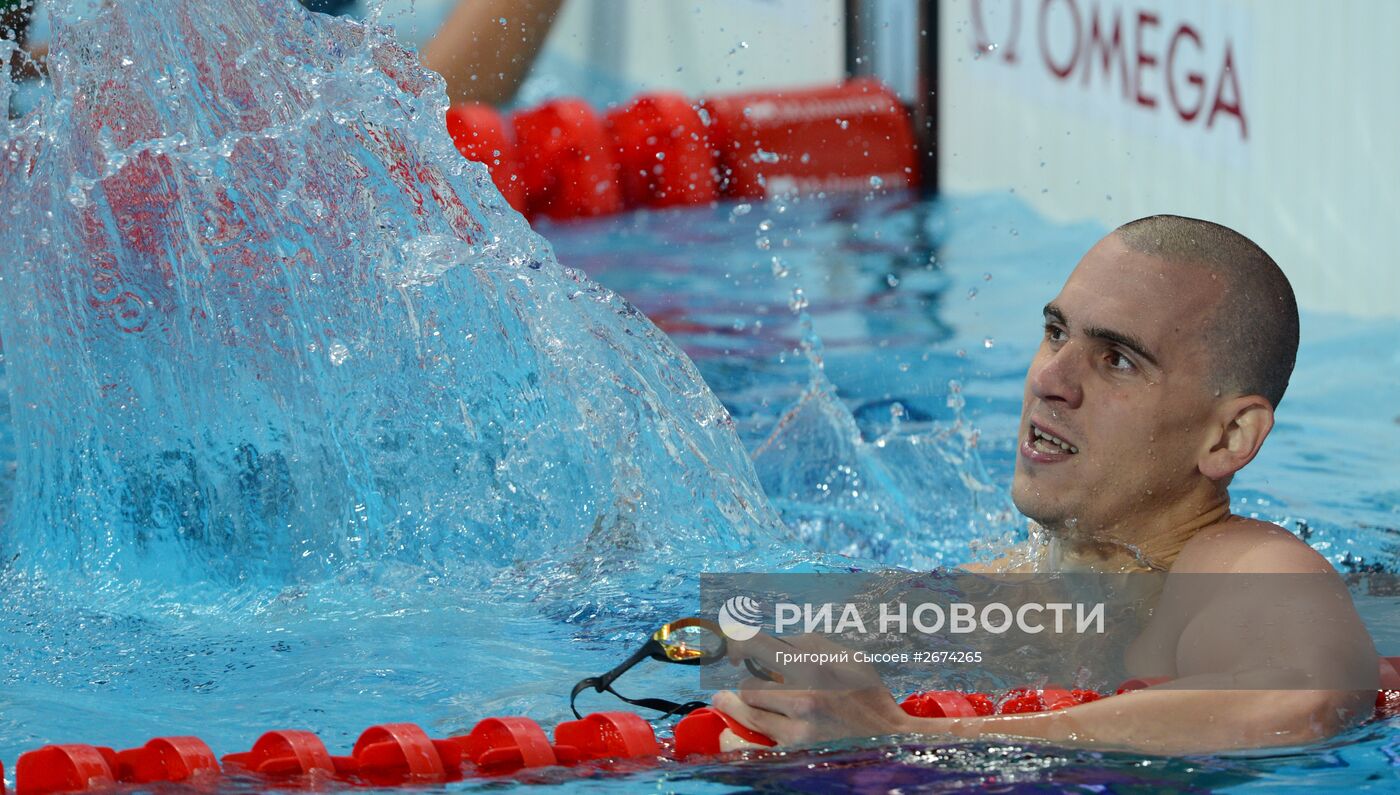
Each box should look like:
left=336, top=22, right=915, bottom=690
left=718, top=527, right=1380, bottom=754
left=906, top=685, right=1372, bottom=755
left=419, top=0, right=563, bottom=106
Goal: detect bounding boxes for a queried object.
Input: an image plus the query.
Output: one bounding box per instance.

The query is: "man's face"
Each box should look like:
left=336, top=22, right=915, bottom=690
left=1011, top=234, right=1226, bottom=536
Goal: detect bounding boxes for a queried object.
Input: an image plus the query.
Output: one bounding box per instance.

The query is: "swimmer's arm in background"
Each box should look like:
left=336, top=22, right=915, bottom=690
left=419, top=0, right=564, bottom=106
left=3, top=1, right=46, bottom=81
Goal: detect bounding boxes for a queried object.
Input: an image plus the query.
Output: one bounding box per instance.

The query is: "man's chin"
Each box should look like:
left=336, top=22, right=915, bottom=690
left=1011, top=484, right=1064, bottom=528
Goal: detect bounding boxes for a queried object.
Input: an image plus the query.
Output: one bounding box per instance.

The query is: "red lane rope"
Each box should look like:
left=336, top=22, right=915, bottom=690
left=12, top=658, right=1400, bottom=795
left=445, top=79, right=918, bottom=221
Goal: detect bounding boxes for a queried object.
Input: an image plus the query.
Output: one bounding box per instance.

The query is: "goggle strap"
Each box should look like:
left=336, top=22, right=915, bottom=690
left=570, top=676, right=708, bottom=720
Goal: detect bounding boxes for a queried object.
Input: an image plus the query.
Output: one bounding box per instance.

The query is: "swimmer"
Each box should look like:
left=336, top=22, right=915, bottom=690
left=713, top=215, right=1381, bottom=754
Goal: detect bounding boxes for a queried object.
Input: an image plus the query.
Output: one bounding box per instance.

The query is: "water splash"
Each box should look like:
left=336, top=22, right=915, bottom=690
left=0, top=0, right=784, bottom=584
left=750, top=321, right=1017, bottom=570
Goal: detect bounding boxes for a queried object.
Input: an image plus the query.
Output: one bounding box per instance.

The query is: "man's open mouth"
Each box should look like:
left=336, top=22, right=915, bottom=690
left=1029, top=423, right=1079, bottom=455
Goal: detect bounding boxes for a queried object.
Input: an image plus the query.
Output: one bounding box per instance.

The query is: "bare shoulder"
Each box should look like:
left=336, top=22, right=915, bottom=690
left=1173, top=516, right=1333, bottom=575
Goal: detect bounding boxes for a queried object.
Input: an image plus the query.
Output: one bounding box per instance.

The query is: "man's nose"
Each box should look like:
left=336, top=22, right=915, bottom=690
left=1029, top=345, right=1085, bottom=409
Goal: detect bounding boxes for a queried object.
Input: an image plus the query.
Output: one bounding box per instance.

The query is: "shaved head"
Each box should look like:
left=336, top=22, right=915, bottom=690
left=1114, top=215, right=1298, bottom=408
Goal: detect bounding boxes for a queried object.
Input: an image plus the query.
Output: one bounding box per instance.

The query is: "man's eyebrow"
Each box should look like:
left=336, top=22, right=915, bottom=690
left=1042, top=302, right=1161, bottom=368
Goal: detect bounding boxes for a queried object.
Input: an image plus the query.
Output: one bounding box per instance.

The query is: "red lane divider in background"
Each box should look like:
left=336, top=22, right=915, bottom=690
left=444, top=104, right=524, bottom=210
left=511, top=98, right=624, bottom=221
left=606, top=92, right=718, bottom=208
left=701, top=78, right=917, bottom=199
left=444, top=79, right=917, bottom=221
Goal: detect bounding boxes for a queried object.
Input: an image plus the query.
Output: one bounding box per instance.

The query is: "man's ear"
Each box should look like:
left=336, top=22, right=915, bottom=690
left=1199, top=395, right=1275, bottom=480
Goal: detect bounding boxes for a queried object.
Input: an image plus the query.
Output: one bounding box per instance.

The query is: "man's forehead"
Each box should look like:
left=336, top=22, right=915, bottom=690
left=1053, top=236, right=1223, bottom=347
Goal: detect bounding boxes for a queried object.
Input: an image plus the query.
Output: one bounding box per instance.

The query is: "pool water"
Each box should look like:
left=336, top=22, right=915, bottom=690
left=2, top=188, right=1397, bottom=793
left=2, top=0, right=1399, bottom=792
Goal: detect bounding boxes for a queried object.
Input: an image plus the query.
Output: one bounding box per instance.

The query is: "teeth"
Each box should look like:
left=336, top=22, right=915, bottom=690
left=1032, top=426, right=1078, bottom=454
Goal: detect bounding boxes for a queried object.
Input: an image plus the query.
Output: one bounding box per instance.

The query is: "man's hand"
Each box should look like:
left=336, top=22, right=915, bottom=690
left=711, top=632, right=921, bottom=746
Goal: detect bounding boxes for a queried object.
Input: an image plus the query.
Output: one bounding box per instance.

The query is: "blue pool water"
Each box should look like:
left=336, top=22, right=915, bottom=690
left=2, top=0, right=1399, bottom=792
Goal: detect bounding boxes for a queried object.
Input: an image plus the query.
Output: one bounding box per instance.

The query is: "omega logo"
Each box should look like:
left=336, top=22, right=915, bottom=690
left=969, top=0, right=1248, bottom=139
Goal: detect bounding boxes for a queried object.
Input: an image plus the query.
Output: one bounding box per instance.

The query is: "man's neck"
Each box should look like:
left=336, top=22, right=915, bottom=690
left=1034, top=492, right=1233, bottom=572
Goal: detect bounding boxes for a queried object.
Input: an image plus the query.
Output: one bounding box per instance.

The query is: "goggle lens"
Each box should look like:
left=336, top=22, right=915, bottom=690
left=654, top=621, right=724, bottom=662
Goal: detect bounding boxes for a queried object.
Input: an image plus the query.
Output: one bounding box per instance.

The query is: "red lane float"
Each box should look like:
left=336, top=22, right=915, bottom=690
left=511, top=99, right=623, bottom=220
left=672, top=707, right=776, bottom=757
left=15, top=746, right=116, bottom=795
left=606, top=92, right=718, bottom=208
left=701, top=78, right=917, bottom=199
left=222, top=729, right=336, bottom=778
left=111, top=737, right=218, bottom=784
left=553, top=711, right=659, bottom=762
left=458, top=716, right=559, bottom=773
left=444, top=79, right=917, bottom=221
left=444, top=104, right=525, bottom=211
left=15, top=738, right=219, bottom=794
left=10, top=658, right=1400, bottom=794
left=999, top=687, right=1079, bottom=714
left=336, top=723, right=457, bottom=784
left=900, top=690, right=980, bottom=718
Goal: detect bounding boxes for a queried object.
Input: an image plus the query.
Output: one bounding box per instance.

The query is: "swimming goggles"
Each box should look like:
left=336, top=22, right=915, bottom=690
left=569, top=617, right=777, bottom=719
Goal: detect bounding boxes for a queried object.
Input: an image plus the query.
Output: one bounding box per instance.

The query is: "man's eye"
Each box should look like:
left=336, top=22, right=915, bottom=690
left=1107, top=351, right=1135, bottom=371
left=1044, top=324, right=1066, bottom=342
